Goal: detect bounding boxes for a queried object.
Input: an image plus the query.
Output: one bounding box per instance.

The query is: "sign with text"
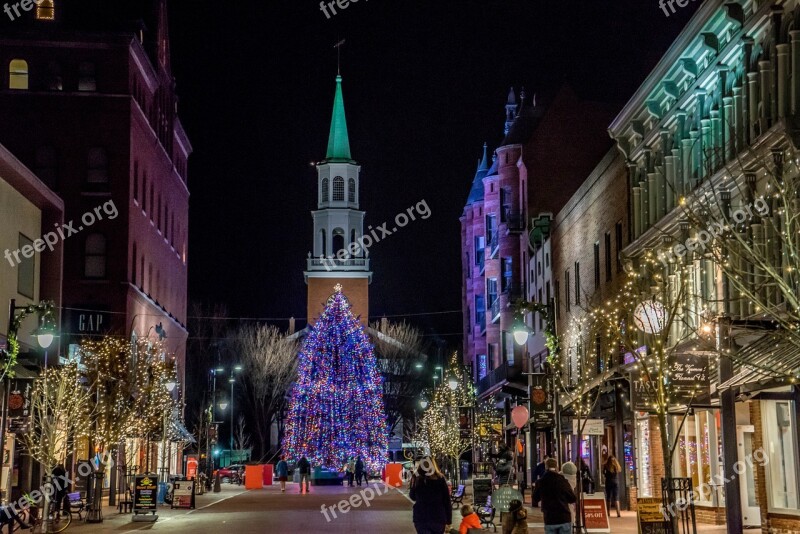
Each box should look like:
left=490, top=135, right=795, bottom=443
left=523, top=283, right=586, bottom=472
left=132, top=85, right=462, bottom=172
left=572, top=418, right=605, bottom=436
left=530, top=373, right=555, bottom=427
left=637, top=498, right=670, bottom=534
left=631, top=354, right=710, bottom=412
left=582, top=497, right=610, bottom=533
left=64, top=309, right=112, bottom=344
left=171, top=479, right=195, bottom=509
left=133, top=474, right=158, bottom=515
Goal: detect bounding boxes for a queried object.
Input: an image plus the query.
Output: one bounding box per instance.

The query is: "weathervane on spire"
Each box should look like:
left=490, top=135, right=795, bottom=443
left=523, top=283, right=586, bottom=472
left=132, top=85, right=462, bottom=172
left=334, top=38, right=346, bottom=75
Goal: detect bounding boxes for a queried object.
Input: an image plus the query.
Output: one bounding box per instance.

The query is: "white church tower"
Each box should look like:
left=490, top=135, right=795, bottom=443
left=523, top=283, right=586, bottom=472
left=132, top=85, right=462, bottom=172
left=305, top=75, right=372, bottom=325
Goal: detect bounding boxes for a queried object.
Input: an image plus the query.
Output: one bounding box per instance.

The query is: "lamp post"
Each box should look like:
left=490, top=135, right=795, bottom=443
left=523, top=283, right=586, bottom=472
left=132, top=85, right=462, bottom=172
left=1, top=299, right=56, bottom=503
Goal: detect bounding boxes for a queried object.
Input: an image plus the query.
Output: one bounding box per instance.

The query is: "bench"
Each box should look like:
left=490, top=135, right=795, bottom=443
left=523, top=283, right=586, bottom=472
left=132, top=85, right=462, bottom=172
left=450, top=484, right=466, bottom=508
left=476, top=495, right=496, bottom=532
left=68, top=492, right=85, bottom=520
left=117, top=488, right=134, bottom=514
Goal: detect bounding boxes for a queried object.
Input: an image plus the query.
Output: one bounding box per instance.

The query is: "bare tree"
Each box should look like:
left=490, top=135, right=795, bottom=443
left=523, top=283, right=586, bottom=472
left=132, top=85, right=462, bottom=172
left=229, top=324, right=298, bottom=460
left=234, top=414, right=252, bottom=454
left=370, top=320, right=427, bottom=443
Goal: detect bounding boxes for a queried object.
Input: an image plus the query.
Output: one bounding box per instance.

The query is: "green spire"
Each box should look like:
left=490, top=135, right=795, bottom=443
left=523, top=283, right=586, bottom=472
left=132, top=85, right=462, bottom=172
left=326, top=75, right=352, bottom=162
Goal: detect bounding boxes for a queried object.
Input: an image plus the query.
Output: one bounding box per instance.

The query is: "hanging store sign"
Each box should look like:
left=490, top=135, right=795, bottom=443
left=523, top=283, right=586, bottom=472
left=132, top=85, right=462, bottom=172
left=529, top=374, right=555, bottom=427
left=631, top=354, right=710, bottom=412
left=572, top=419, right=605, bottom=436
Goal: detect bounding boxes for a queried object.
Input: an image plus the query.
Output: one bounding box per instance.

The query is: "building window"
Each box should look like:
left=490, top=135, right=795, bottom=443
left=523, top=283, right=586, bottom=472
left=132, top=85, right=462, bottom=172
left=46, top=61, right=62, bottom=90
left=132, top=243, right=137, bottom=284
left=332, top=228, right=345, bottom=256
left=486, top=214, right=497, bottom=248
left=474, top=236, right=485, bottom=267
left=9, top=59, right=28, bottom=90
left=636, top=417, right=653, bottom=497
left=34, top=146, right=57, bottom=188
left=672, top=411, right=721, bottom=506
left=87, top=148, right=109, bottom=184
left=502, top=257, right=513, bottom=292
left=133, top=162, right=139, bottom=202
left=555, top=279, right=561, bottom=318
left=605, top=232, right=613, bottom=282
left=348, top=178, right=356, bottom=202
left=321, top=178, right=329, bottom=203
left=78, top=62, right=96, bottom=92
left=84, top=234, right=107, bottom=279
left=594, top=242, right=601, bottom=289
left=764, top=400, right=800, bottom=511
left=36, top=0, right=54, bottom=20
left=487, top=344, right=496, bottom=371
left=565, top=270, right=571, bottom=313
left=574, top=262, right=581, bottom=305
left=475, top=295, right=485, bottom=326
left=333, top=176, right=345, bottom=201
left=478, top=354, right=488, bottom=380
left=616, top=222, right=623, bottom=272
left=502, top=331, right=514, bottom=365
left=17, top=234, right=34, bottom=299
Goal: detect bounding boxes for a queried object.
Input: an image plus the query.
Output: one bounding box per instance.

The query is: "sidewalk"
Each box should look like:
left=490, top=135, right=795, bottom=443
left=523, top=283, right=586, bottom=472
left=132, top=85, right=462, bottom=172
left=523, top=507, right=728, bottom=533
left=66, top=484, right=248, bottom=533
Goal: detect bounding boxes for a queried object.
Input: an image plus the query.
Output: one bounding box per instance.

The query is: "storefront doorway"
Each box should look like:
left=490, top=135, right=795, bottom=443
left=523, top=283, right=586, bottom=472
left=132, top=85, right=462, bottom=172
left=736, top=425, right=761, bottom=526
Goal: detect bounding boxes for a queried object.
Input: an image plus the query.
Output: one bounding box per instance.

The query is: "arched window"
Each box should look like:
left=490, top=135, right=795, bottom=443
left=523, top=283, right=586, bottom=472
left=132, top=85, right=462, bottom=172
left=36, top=0, right=54, bottom=20
left=84, top=234, right=107, bottom=278
left=319, top=229, right=327, bottom=256
left=132, top=243, right=137, bottom=284
left=321, top=178, right=329, bottom=203
left=348, top=178, right=356, bottom=202
left=78, top=62, right=96, bottom=92
left=333, top=176, right=345, bottom=201
left=332, top=228, right=345, bottom=256
left=9, top=59, right=28, bottom=90
left=87, top=148, right=108, bottom=183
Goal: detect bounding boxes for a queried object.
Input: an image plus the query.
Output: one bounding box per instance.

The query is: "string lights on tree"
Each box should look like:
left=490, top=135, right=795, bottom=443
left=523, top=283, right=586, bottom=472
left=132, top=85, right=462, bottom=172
left=282, top=286, right=388, bottom=473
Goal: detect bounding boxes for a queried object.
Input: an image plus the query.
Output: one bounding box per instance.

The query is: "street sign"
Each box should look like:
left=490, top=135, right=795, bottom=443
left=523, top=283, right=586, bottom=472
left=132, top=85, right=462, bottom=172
left=572, top=419, right=604, bottom=436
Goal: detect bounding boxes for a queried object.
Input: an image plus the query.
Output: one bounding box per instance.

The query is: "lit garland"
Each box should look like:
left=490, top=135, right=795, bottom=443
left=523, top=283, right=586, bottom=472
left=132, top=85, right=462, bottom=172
left=282, top=287, right=388, bottom=473
left=0, top=301, right=55, bottom=379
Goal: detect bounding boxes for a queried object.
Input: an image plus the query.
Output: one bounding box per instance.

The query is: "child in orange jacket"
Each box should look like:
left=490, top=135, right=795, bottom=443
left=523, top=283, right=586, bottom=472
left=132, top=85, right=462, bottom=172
left=449, top=504, right=482, bottom=534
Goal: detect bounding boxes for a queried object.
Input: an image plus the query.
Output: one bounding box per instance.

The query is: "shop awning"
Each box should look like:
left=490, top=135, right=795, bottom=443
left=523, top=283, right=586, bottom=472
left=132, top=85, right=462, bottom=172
left=170, top=419, right=195, bottom=443
left=718, top=332, right=800, bottom=393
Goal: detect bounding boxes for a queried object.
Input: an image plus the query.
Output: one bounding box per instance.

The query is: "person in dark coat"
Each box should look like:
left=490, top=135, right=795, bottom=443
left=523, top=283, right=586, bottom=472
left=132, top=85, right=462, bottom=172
left=532, top=458, right=577, bottom=534
left=296, top=456, right=311, bottom=493
left=52, top=464, right=69, bottom=514
left=409, top=456, right=452, bottom=534
left=490, top=443, right=513, bottom=485
left=603, top=455, right=622, bottom=517
left=578, top=458, right=594, bottom=495
left=530, top=454, right=551, bottom=507
left=355, top=456, right=366, bottom=486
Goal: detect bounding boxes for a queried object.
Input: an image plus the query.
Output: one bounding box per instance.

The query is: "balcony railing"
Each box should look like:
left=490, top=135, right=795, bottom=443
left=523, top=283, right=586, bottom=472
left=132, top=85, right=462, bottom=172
left=489, top=231, right=499, bottom=259
left=307, top=257, right=370, bottom=271
left=477, top=361, right=525, bottom=396
left=490, top=296, right=500, bottom=323
left=505, top=210, right=525, bottom=234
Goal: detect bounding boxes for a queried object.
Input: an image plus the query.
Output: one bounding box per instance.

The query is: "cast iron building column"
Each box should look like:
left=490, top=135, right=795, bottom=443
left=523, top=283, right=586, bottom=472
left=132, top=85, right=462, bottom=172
left=718, top=316, right=742, bottom=534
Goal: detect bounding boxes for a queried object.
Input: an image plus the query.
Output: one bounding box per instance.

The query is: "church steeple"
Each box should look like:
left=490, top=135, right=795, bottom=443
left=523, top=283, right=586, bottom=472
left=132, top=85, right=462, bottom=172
left=326, top=75, right=352, bottom=162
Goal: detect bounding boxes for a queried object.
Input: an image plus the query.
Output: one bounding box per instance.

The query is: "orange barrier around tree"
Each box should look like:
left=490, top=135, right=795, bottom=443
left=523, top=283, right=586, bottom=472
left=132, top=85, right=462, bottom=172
left=245, top=465, right=264, bottom=489
left=383, top=463, right=404, bottom=488
left=262, top=464, right=273, bottom=486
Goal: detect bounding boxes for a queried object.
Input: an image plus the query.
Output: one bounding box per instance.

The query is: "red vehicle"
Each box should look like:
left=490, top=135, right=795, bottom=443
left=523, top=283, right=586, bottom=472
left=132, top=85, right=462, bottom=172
left=217, top=464, right=245, bottom=483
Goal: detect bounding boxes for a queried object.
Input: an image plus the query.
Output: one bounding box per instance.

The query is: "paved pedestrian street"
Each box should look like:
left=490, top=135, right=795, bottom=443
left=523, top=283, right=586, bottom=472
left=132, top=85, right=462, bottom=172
left=72, top=483, right=416, bottom=534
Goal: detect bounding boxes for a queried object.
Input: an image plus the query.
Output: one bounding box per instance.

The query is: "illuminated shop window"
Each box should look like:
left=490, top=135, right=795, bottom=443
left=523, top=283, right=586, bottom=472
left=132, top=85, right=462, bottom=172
left=9, top=59, right=28, bottom=90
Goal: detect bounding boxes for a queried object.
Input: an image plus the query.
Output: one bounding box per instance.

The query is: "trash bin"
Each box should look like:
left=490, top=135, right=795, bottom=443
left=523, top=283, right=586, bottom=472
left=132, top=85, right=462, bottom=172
left=157, top=482, right=168, bottom=504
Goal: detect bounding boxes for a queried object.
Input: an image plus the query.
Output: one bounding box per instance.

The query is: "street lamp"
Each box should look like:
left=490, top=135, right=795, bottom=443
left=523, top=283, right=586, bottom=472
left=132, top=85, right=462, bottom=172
left=415, top=362, right=423, bottom=370
left=420, top=399, right=429, bottom=409
left=218, top=401, right=229, bottom=411
left=447, top=375, right=459, bottom=391
left=512, top=315, right=530, bottom=346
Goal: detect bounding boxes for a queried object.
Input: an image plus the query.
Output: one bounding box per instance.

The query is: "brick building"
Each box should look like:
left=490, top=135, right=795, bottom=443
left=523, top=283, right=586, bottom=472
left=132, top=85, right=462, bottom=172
left=0, top=0, right=192, bottom=482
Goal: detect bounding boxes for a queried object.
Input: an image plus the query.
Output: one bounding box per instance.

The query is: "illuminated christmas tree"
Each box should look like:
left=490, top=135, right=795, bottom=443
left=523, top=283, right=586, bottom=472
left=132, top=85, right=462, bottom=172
left=282, top=285, right=387, bottom=472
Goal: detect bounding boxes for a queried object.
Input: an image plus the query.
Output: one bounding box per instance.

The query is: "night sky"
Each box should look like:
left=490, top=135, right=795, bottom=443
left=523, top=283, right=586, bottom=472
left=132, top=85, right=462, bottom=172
left=169, top=0, right=701, bottom=347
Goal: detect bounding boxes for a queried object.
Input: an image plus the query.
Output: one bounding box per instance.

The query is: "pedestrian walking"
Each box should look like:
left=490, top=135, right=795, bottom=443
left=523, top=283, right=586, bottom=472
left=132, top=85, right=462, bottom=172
left=560, top=461, right=578, bottom=523
left=603, top=455, right=622, bottom=517
left=532, top=458, right=577, bottom=534
left=409, top=456, right=452, bottom=534
left=52, top=464, right=69, bottom=515
left=297, top=456, right=311, bottom=493
left=276, top=456, right=289, bottom=493
left=502, top=499, right=529, bottom=534
left=355, top=456, right=366, bottom=486
left=578, top=458, right=594, bottom=495
left=346, top=457, right=356, bottom=487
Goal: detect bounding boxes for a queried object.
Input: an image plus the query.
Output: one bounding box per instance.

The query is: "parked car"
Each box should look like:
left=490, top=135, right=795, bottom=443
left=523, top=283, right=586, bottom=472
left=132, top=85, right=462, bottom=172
left=217, top=464, right=245, bottom=482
